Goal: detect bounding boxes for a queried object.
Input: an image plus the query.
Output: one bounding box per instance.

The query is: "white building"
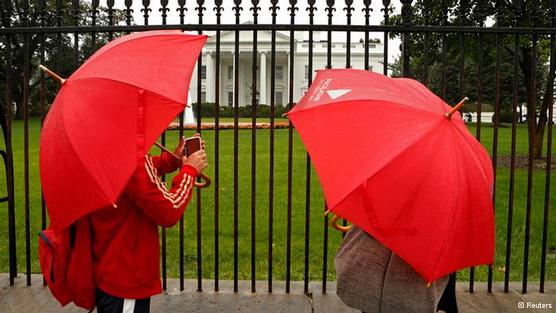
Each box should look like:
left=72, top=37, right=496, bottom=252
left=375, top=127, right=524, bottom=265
left=189, top=29, right=385, bottom=107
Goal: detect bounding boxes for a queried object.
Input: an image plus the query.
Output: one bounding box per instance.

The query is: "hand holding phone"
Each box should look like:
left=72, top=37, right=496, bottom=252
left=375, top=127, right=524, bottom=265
left=185, top=136, right=202, bottom=157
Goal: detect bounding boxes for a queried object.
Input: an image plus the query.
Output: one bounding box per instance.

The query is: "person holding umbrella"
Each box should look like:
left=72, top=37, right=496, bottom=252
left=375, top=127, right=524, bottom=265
left=286, top=69, right=494, bottom=313
left=38, top=31, right=209, bottom=312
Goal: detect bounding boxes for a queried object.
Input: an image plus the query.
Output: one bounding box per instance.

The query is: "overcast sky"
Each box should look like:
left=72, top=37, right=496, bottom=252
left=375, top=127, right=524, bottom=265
left=97, top=0, right=403, bottom=61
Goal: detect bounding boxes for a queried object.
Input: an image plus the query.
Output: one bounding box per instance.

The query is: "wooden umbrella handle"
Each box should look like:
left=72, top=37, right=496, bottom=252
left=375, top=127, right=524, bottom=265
left=324, top=210, right=352, bottom=233
left=194, top=173, right=211, bottom=189
left=153, top=142, right=211, bottom=189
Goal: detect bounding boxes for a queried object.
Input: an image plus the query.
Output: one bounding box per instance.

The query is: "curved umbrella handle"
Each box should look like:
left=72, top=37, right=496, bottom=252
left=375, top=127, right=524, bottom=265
left=195, top=173, right=211, bottom=189
left=327, top=212, right=352, bottom=233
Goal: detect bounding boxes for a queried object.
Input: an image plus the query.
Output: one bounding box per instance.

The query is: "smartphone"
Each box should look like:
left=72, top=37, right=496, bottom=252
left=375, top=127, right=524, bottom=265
left=185, top=136, right=202, bottom=157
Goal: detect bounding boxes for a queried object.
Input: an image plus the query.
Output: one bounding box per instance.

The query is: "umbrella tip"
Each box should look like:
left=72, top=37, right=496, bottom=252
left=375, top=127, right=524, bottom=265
left=426, top=282, right=431, bottom=288
left=113, top=203, right=118, bottom=208
left=39, top=64, right=66, bottom=85
left=445, top=97, right=469, bottom=120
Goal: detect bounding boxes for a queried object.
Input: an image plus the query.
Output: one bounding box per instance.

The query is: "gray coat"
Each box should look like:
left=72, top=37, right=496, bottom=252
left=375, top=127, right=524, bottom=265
left=335, top=226, right=448, bottom=313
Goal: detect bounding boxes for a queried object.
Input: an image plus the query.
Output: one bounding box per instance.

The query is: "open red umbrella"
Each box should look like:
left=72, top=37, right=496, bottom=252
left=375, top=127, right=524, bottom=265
left=40, top=31, right=207, bottom=231
left=286, top=69, right=494, bottom=283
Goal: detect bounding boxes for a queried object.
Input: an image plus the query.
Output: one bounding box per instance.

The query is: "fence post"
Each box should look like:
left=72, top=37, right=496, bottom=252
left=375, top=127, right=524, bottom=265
left=400, top=0, right=413, bottom=78
left=1, top=0, right=17, bottom=287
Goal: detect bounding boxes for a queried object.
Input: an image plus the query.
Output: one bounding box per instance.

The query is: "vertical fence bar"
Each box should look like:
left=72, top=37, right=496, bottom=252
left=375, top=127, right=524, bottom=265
left=233, top=0, right=242, bottom=293
left=285, top=0, right=298, bottom=294
left=72, top=0, right=79, bottom=65
left=158, top=0, right=168, bottom=291
left=107, top=0, right=114, bottom=40
left=421, top=0, right=430, bottom=85
left=457, top=1, right=473, bottom=291
left=160, top=0, right=169, bottom=25
left=56, top=0, right=63, bottom=73
left=21, top=0, right=31, bottom=286
left=476, top=8, right=486, bottom=292
left=195, top=0, right=206, bottom=292
left=142, top=0, right=151, bottom=25
left=38, top=1, right=48, bottom=265
left=476, top=1, right=486, bottom=142
left=382, top=1, right=391, bottom=75
left=344, top=0, right=353, bottom=69
left=540, top=1, right=556, bottom=293
left=304, top=0, right=317, bottom=295
left=340, top=0, right=354, bottom=234
left=400, top=0, right=413, bottom=78
left=490, top=30, right=501, bottom=294
left=125, top=0, right=134, bottom=30
left=249, top=0, right=260, bottom=294
left=91, top=0, right=99, bottom=51
left=3, top=0, right=17, bottom=286
left=177, top=0, right=187, bottom=292
left=363, top=1, right=371, bottom=71
left=505, top=2, right=521, bottom=293
left=214, top=0, right=223, bottom=293
left=441, top=0, right=447, bottom=100
left=322, top=0, right=335, bottom=295
left=268, top=0, right=279, bottom=294
left=523, top=23, right=538, bottom=297
left=158, top=0, right=169, bottom=291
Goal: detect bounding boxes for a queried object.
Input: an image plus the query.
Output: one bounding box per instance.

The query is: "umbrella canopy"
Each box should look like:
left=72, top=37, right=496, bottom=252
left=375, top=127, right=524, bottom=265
left=287, top=69, right=494, bottom=283
left=40, top=31, right=207, bottom=231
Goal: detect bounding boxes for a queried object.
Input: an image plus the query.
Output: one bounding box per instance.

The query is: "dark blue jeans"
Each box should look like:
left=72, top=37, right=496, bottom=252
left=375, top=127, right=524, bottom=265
left=95, top=288, right=150, bottom=313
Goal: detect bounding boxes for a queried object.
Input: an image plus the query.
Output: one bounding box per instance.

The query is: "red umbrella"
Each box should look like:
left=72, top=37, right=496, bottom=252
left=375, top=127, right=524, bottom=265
left=287, top=69, right=494, bottom=283
left=40, top=31, right=207, bottom=231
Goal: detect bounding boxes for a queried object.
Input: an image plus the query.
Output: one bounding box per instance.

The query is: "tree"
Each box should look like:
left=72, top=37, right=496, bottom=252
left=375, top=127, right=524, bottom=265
left=1, top=0, right=128, bottom=119
left=391, top=0, right=554, bottom=158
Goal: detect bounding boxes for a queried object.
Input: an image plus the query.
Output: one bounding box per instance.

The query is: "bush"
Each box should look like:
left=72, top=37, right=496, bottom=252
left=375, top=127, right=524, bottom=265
left=492, top=109, right=517, bottom=124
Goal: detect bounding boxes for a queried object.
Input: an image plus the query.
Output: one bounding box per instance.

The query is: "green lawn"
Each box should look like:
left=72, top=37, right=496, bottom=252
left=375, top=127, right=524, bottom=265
left=0, top=118, right=554, bottom=284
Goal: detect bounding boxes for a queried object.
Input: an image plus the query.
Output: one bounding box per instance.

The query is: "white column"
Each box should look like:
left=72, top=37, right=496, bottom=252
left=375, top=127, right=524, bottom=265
left=259, top=52, right=267, bottom=105
left=231, top=51, right=237, bottom=106
left=205, top=52, right=215, bottom=103
left=286, top=52, right=290, bottom=106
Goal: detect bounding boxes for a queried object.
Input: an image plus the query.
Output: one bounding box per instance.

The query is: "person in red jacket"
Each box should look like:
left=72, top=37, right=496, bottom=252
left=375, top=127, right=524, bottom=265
left=91, top=135, right=207, bottom=313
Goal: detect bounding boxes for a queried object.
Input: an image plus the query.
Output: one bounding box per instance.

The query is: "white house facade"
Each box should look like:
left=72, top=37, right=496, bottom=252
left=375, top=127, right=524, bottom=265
left=189, top=30, right=385, bottom=107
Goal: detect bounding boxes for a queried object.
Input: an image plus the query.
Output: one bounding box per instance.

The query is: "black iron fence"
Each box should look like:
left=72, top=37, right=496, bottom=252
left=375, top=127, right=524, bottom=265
left=0, top=0, right=554, bottom=297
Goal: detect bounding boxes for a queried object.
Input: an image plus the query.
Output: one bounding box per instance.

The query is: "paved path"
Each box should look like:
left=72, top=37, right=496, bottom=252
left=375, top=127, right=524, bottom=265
left=1, top=275, right=554, bottom=312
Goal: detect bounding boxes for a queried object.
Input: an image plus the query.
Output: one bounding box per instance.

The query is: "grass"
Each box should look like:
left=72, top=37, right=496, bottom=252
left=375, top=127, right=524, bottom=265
left=0, top=118, right=554, bottom=284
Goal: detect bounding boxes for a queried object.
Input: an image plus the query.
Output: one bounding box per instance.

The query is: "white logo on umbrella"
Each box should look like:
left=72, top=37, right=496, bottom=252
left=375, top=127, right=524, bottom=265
left=327, top=89, right=351, bottom=99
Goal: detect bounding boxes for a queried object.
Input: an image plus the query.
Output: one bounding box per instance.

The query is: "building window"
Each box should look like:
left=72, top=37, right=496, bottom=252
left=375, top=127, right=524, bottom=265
left=228, top=65, right=233, bottom=80
left=201, top=92, right=206, bottom=103
left=304, top=65, right=309, bottom=80
left=228, top=91, right=233, bottom=107
left=275, top=65, right=283, bottom=81
left=276, top=91, right=283, bottom=106
left=201, top=65, right=206, bottom=80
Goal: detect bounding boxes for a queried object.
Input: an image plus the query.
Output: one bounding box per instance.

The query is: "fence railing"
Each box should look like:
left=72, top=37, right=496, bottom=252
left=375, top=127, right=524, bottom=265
left=0, top=0, right=554, bottom=296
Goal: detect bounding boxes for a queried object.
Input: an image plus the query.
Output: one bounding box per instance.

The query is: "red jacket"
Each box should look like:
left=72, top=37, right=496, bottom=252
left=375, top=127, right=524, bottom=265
left=90, top=152, right=197, bottom=299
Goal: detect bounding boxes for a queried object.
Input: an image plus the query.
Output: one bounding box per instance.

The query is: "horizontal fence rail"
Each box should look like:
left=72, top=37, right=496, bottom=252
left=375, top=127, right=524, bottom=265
left=0, top=0, right=554, bottom=298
